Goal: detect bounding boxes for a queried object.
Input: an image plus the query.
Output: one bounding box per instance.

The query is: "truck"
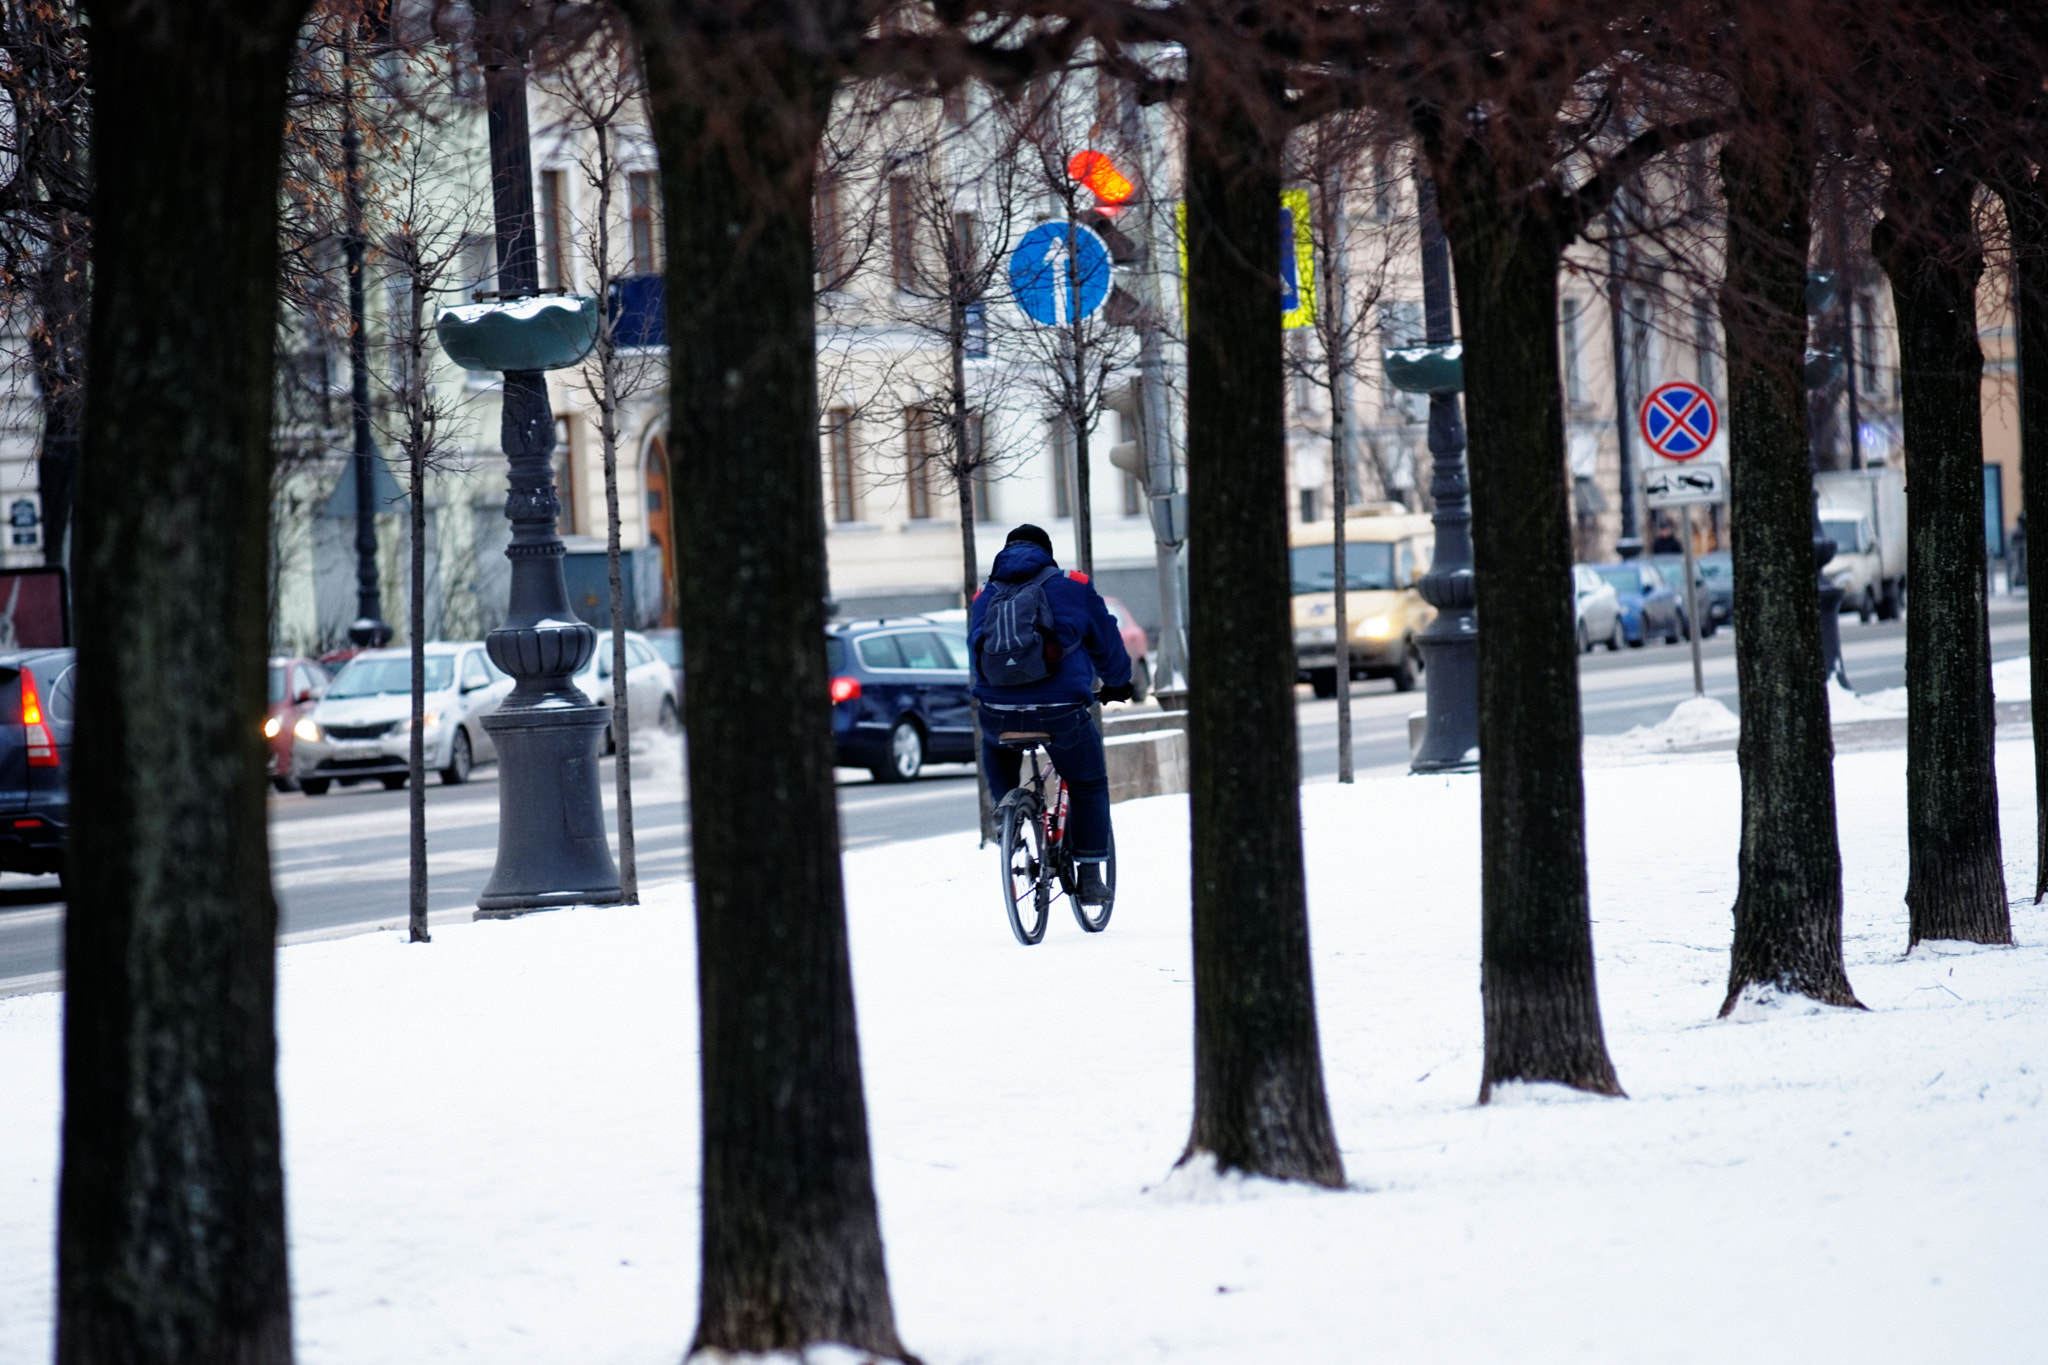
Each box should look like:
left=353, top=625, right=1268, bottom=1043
left=1815, top=466, right=1907, bottom=621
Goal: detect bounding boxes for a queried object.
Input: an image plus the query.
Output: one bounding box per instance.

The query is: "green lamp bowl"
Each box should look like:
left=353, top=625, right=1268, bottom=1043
left=1384, top=341, right=1463, bottom=394
left=436, top=295, right=599, bottom=372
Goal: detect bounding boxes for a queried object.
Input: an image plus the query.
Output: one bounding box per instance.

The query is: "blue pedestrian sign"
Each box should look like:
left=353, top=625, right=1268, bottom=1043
left=1638, top=380, right=1719, bottom=461
left=1008, top=221, right=1113, bottom=327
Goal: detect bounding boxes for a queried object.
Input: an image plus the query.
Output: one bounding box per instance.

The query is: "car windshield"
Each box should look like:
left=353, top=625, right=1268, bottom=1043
left=646, top=634, right=681, bottom=666
left=327, top=655, right=453, bottom=698
left=1289, top=542, right=1397, bottom=594
left=1822, top=518, right=1865, bottom=553
left=268, top=664, right=288, bottom=704
left=1596, top=568, right=1645, bottom=596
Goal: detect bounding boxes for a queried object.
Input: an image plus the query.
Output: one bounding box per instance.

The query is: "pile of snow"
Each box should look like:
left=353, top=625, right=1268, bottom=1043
left=1583, top=694, right=1740, bottom=758
left=4, top=742, right=2047, bottom=1363
left=1993, top=654, right=2032, bottom=703
left=1828, top=677, right=1910, bottom=722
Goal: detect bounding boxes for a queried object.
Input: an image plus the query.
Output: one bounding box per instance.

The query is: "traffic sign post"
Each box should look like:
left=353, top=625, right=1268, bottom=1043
left=1008, top=221, right=1113, bottom=327
left=1639, top=380, right=1719, bottom=461
left=1641, top=458, right=1727, bottom=699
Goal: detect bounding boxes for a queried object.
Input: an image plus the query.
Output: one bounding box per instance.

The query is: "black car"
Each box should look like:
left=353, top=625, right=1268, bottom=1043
left=1648, top=552, right=1729, bottom=634
left=827, top=618, right=976, bottom=782
left=0, top=649, right=74, bottom=884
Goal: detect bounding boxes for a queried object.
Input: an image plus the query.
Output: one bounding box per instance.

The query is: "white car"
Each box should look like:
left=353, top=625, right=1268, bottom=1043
left=571, top=630, right=682, bottom=752
left=292, top=642, right=512, bottom=794
left=1572, top=564, right=1623, bottom=653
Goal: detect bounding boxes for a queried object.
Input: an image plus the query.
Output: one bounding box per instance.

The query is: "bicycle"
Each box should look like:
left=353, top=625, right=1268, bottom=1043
left=994, top=729, right=1115, bottom=945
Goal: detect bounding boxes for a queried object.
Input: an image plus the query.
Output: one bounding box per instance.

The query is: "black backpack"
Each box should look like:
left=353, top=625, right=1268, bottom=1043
left=978, top=565, right=1064, bottom=685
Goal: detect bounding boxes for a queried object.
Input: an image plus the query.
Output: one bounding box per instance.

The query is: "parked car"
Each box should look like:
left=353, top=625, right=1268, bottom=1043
left=642, top=626, right=684, bottom=707
left=570, top=630, right=682, bottom=752
left=1573, top=564, right=1623, bottom=652
left=292, top=642, right=511, bottom=794
left=1290, top=507, right=1437, bottom=696
left=1097, top=595, right=1152, bottom=701
left=1587, top=561, right=1687, bottom=646
left=0, top=648, right=73, bottom=885
left=265, top=656, right=331, bottom=792
left=1692, top=551, right=1734, bottom=629
left=1647, top=554, right=1722, bottom=637
left=827, top=617, right=976, bottom=782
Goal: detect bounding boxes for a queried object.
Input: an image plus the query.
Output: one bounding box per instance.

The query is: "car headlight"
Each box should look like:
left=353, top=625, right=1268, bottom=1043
left=264, top=715, right=282, bottom=739
left=401, top=711, right=441, bottom=733
left=293, top=716, right=321, bottom=743
left=1357, top=615, right=1393, bottom=639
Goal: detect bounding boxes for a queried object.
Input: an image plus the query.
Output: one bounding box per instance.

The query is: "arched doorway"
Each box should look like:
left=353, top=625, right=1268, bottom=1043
left=644, top=434, right=676, bottom=626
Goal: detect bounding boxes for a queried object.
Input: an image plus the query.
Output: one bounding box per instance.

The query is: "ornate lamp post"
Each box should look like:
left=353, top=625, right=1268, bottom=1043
left=1407, top=174, right=1479, bottom=772
left=455, top=2, right=620, bottom=916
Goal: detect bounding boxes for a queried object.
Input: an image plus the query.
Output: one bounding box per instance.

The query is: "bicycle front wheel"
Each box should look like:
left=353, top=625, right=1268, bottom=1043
left=998, top=791, right=1049, bottom=945
left=1071, top=828, right=1115, bottom=932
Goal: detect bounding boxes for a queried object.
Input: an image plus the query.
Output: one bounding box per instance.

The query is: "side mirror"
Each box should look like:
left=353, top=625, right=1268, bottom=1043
left=296, top=689, right=315, bottom=704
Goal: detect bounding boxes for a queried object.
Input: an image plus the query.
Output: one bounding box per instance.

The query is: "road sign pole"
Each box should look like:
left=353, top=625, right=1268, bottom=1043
left=1682, top=507, right=1704, bottom=698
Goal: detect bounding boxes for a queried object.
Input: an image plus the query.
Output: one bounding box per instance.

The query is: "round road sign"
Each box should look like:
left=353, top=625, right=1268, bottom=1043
left=1638, top=381, right=1719, bottom=461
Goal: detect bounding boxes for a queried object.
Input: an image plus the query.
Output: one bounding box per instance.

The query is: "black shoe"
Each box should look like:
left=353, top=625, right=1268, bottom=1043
left=1076, top=860, right=1111, bottom=904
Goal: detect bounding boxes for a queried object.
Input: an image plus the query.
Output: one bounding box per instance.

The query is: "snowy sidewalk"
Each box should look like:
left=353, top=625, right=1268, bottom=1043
left=3, top=738, right=2046, bottom=1363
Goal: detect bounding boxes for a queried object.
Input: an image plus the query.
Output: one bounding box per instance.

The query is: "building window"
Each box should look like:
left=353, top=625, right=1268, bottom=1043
left=1561, top=295, right=1585, bottom=406
left=1050, top=422, right=1073, bottom=519
left=950, top=209, right=978, bottom=284
left=905, top=409, right=932, bottom=520
left=815, top=174, right=845, bottom=285
left=540, top=169, right=569, bottom=291
left=942, top=82, right=968, bottom=126
left=828, top=408, right=858, bottom=523
left=553, top=415, right=577, bottom=536
left=1300, top=487, right=1321, bottom=523
left=629, top=171, right=661, bottom=276
left=1371, top=146, right=1396, bottom=222
left=1856, top=294, right=1881, bottom=397
left=1094, top=62, right=1123, bottom=134
left=968, top=413, right=992, bottom=522
left=1694, top=295, right=1718, bottom=398
left=889, top=174, right=917, bottom=290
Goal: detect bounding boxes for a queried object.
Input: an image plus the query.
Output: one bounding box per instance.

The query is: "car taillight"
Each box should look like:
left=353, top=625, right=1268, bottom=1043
left=21, top=673, right=56, bottom=768
left=829, top=676, right=861, bottom=704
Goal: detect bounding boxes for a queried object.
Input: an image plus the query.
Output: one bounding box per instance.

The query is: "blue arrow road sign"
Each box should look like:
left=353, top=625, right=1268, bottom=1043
left=1008, top=221, right=1113, bottom=327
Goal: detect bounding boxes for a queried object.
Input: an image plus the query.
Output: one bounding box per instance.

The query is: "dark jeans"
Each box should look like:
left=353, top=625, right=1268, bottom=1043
left=980, top=702, right=1111, bottom=859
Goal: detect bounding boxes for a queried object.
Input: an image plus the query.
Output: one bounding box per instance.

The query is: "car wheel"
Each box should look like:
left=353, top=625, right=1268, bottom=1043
left=440, top=728, right=473, bottom=786
left=380, top=773, right=408, bottom=791
left=1129, top=656, right=1151, bottom=704
left=301, top=778, right=331, bottom=796
left=271, top=775, right=299, bottom=794
left=1391, top=642, right=1421, bottom=693
left=658, top=695, right=681, bottom=736
left=1606, top=618, right=1623, bottom=652
left=1308, top=668, right=1338, bottom=699
left=1879, top=579, right=1903, bottom=620
left=1666, top=613, right=1684, bottom=645
left=1576, top=620, right=1590, bottom=654
left=1858, top=587, right=1876, bottom=624
left=873, top=719, right=924, bottom=783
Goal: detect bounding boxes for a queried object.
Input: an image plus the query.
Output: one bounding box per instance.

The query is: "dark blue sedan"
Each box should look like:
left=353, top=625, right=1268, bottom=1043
left=827, top=619, right=977, bottom=782
left=1589, top=562, right=1686, bottom=647
left=0, top=648, right=74, bottom=885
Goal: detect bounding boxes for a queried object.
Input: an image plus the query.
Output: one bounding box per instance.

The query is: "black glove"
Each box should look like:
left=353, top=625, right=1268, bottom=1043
left=1095, top=682, right=1135, bottom=704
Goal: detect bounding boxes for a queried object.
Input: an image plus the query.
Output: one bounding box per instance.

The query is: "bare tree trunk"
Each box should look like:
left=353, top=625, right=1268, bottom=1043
left=1718, top=109, right=1856, bottom=1010
left=409, top=420, right=430, bottom=942
left=1323, top=176, right=1354, bottom=784
left=1179, top=58, right=1344, bottom=1187
left=1999, top=170, right=2048, bottom=902
left=1876, top=168, right=2011, bottom=946
left=59, top=3, right=308, bottom=1360
left=633, top=9, right=909, bottom=1355
left=594, top=121, right=639, bottom=902
left=1434, top=144, right=1623, bottom=1101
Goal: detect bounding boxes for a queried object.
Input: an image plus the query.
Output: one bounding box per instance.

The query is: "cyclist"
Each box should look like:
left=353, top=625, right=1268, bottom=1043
left=969, top=524, right=1133, bottom=903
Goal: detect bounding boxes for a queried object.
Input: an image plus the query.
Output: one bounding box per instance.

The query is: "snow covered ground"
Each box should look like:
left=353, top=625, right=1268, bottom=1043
left=4, top=733, right=2046, bottom=1363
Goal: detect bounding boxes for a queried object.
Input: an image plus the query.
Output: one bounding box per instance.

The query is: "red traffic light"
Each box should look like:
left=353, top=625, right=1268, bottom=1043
left=1067, top=150, right=1135, bottom=210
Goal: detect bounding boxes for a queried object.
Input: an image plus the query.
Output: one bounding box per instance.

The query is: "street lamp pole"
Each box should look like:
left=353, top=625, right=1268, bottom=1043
left=341, top=39, right=388, bottom=649
left=1410, top=173, right=1479, bottom=772
left=471, top=1, right=620, bottom=916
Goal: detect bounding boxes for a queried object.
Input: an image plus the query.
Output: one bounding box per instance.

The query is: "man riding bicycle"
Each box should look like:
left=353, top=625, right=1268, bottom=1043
left=969, top=524, right=1133, bottom=904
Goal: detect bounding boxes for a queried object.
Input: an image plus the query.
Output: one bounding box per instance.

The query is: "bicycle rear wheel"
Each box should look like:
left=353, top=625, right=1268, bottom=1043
left=997, top=791, right=1049, bottom=945
left=1070, top=828, right=1115, bottom=932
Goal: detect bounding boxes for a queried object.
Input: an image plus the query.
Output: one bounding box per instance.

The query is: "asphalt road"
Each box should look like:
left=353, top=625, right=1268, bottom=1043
left=0, top=598, right=2030, bottom=991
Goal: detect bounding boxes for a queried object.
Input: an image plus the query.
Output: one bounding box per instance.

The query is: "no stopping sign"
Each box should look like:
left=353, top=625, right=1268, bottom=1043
left=1639, top=381, right=1719, bottom=461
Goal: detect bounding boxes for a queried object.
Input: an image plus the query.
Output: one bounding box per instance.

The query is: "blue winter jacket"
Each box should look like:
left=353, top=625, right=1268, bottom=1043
left=968, top=541, right=1133, bottom=707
